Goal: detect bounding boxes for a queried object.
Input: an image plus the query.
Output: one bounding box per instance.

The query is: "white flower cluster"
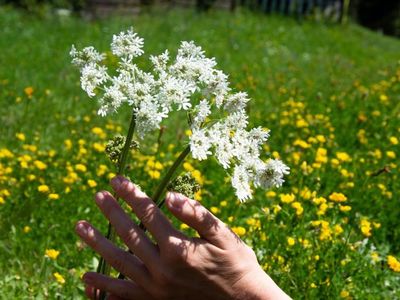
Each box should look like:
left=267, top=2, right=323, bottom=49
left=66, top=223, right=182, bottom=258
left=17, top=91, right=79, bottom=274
left=70, top=28, right=289, bottom=201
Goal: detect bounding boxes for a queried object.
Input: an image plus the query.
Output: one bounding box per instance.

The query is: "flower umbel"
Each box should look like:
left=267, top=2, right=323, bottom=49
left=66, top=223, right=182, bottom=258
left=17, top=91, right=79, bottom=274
left=71, top=28, right=289, bottom=201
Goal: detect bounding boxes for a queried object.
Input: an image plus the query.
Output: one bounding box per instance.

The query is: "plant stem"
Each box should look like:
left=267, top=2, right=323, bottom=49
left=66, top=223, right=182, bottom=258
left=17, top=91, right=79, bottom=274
left=151, top=145, right=191, bottom=204
left=95, top=112, right=136, bottom=300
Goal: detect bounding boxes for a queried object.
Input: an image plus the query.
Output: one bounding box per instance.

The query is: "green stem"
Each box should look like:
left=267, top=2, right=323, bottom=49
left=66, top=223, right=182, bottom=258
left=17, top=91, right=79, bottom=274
left=151, top=145, right=191, bottom=205
left=95, top=112, right=136, bottom=300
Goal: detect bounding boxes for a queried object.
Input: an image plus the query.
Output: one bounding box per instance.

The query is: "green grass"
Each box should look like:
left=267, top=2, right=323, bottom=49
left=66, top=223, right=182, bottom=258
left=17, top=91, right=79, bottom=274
left=0, top=6, right=399, bottom=299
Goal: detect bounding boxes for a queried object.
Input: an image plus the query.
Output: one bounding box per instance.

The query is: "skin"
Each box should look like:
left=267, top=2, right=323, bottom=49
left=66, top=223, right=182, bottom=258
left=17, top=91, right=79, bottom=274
left=75, top=175, right=291, bottom=300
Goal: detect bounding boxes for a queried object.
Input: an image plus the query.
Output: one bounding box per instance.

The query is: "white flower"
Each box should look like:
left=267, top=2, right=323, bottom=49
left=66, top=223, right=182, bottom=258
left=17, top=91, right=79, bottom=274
left=192, top=99, right=211, bottom=128
left=98, top=85, right=127, bottom=116
left=80, top=63, right=108, bottom=97
left=224, top=92, right=249, bottom=112
left=111, top=28, right=144, bottom=59
left=189, top=129, right=212, bottom=160
left=70, top=45, right=105, bottom=68
left=150, top=50, right=169, bottom=74
left=71, top=28, right=290, bottom=202
left=231, top=164, right=252, bottom=202
left=134, top=95, right=168, bottom=138
left=254, top=159, right=290, bottom=189
left=161, top=76, right=196, bottom=111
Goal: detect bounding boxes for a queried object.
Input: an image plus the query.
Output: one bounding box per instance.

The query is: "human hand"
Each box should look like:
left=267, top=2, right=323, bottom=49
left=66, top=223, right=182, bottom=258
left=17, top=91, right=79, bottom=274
left=75, top=176, right=291, bottom=300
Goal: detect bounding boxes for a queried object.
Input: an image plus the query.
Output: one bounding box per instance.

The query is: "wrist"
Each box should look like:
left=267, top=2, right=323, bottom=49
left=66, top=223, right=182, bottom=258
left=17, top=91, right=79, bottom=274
left=233, top=266, right=291, bottom=300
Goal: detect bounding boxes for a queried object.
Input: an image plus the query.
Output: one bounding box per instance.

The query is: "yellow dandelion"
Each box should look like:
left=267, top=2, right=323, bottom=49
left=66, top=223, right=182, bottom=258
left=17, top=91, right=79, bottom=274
left=16, top=133, right=26, bottom=141
left=389, top=136, right=398, bottom=145
left=48, top=193, right=60, bottom=200
left=287, top=237, right=295, bottom=246
left=339, top=205, right=352, bottom=212
left=53, top=272, right=65, bottom=284
left=387, top=255, right=400, bottom=272
left=75, top=164, right=87, bottom=172
left=231, top=226, right=246, bottom=237
left=329, top=192, right=347, bottom=202
left=23, top=226, right=31, bottom=233
left=38, top=185, right=50, bottom=193
left=87, top=179, right=97, bottom=188
left=34, top=160, right=47, bottom=170
left=280, top=193, right=295, bottom=203
left=45, top=249, right=60, bottom=260
left=360, top=219, right=372, bottom=237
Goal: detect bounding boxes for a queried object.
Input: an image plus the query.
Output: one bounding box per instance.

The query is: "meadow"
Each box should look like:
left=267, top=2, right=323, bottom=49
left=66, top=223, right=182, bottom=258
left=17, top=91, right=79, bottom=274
left=0, top=6, right=399, bottom=299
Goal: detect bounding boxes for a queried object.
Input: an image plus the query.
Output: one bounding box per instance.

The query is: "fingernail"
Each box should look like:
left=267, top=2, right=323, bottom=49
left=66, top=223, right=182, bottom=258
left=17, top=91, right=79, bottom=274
left=94, top=191, right=105, bottom=205
left=110, top=176, right=122, bottom=189
left=76, top=221, right=89, bottom=237
left=82, top=273, right=93, bottom=285
left=167, top=192, right=185, bottom=211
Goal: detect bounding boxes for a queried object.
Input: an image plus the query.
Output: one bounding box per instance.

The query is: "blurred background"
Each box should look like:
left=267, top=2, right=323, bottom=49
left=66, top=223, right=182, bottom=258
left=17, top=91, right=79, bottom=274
left=1, top=0, right=400, bottom=37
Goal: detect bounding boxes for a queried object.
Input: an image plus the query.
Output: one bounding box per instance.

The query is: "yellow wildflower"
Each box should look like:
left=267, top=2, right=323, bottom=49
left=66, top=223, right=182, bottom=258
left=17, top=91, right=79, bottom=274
left=49, top=193, right=60, bottom=200
left=87, top=179, right=97, bottom=188
left=34, top=160, right=47, bottom=170
left=45, top=249, right=60, bottom=260
left=389, top=136, right=398, bottom=145
left=339, top=205, right=351, bottom=212
left=38, top=185, right=50, bottom=193
left=24, top=86, right=34, bottom=97
left=64, top=139, right=72, bottom=150
left=360, top=219, right=372, bottom=237
left=291, top=202, right=304, bottom=216
left=334, top=224, right=344, bottom=235
left=387, top=255, right=400, bottom=272
left=280, top=193, right=295, bottom=204
left=386, top=151, right=396, bottom=159
left=340, top=290, right=350, bottom=298
left=183, top=162, right=195, bottom=172
left=23, top=226, right=31, bottom=233
left=329, top=192, right=347, bottom=202
left=16, top=133, right=26, bottom=141
left=92, top=127, right=107, bottom=139
left=231, top=226, right=246, bottom=237
left=210, top=207, right=220, bottom=214
left=293, top=139, right=311, bottom=149
left=287, top=237, right=295, bottom=246
left=75, top=164, right=87, bottom=172
left=93, top=142, right=105, bottom=152
left=0, top=196, right=4, bottom=205
left=336, top=152, right=351, bottom=162
left=53, top=272, right=65, bottom=284
left=148, top=170, right=161, bottom=179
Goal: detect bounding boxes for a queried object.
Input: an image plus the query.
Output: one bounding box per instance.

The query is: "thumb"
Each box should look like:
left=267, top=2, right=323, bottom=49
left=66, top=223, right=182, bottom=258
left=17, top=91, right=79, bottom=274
left=165, top=192, right=234, bottom=248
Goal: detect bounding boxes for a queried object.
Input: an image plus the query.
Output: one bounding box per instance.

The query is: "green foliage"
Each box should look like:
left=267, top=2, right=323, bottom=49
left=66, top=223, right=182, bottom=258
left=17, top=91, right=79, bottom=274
left=0, top=7, right=399, bottom=299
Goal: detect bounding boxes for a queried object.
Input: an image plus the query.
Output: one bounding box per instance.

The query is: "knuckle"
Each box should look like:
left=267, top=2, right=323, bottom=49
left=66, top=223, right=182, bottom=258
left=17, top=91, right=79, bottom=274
left=119, top=179, right=132, bottom=196
left=120, top=227, right=138, bottom=246
left=163, top=239, right=190, bottom=264
left=137, top=202, right=155, bottom=224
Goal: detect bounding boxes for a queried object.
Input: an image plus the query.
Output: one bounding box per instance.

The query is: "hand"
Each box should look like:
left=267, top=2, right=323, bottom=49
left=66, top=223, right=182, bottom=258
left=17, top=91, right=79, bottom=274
left=75, top=176, right=291, bottom=300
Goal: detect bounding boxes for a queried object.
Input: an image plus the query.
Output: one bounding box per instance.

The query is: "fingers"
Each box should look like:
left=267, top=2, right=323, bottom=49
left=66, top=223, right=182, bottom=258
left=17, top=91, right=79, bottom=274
left=94, top=191, right=160, bottom=269
left=75, top=221, right=151, bottom=287
left=165, top=192, right=236, bottom=249
left=110, top=176, right=185, bottom=247
left=83, top=272, right=153, bottom=300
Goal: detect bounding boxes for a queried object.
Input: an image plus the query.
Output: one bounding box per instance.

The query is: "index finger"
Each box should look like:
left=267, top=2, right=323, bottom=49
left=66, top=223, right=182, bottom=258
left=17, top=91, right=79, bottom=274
left=110, top=176, right=185, bottom=247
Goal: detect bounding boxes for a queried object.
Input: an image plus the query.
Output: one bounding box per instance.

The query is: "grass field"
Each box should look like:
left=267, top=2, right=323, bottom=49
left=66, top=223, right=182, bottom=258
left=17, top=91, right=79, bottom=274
left=0, top=6, right=399, bottom=299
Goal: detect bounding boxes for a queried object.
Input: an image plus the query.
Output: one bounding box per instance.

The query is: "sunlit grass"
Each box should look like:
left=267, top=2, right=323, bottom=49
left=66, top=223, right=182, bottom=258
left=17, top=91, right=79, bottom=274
left=0, top=6, right=399, bottom=299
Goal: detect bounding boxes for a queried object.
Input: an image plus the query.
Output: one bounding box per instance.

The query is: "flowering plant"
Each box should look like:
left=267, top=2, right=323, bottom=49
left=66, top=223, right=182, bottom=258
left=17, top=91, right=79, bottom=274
left=71, top=28, right=289, bottom=297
